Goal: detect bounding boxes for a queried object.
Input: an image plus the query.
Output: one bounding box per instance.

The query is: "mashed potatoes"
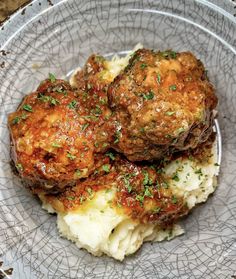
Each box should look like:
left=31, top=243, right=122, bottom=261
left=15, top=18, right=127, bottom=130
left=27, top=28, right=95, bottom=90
left=42, top=47, right=220, bottom=261
left=43, top=140, right=218, bottom=261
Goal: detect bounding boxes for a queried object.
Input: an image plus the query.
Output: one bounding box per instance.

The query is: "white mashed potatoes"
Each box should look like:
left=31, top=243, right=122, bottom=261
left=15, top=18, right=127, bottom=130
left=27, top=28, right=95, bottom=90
left=43, top=46, right=220, bottom=261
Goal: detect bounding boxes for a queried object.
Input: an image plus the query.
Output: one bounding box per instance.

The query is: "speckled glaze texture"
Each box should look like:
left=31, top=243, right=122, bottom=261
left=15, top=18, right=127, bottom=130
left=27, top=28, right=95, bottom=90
left=0, top=0, right=236, bottom=278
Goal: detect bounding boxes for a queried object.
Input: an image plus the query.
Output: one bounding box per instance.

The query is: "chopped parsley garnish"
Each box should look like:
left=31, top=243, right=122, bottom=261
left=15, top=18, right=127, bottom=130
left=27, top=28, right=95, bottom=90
left=52, top=142, right=61, bottom=148
left=12, top=113, right=27, bottom=125
left=79, top=196, right=85, bottom=203
left=214, top=163, right=220, bottom=166
left=49, top=73, right=56, bottom=83
left=22, top=104, right=33, bottom=112
left=157, top=73, right=161, bottom=84
left=117, top=201, right=122, bottom=208
left=75, top=169, right=81, bottom=176
left=172, top=195, right=178, bottom=204
left=136, top=194, right=144, bottom=204
left=12, top=116, right=20, bottom=124
left=143, top=170, right=149, bottom=186
left=81, top=123, right=89, bottom=131
left=161, top=50, right=177, bottom=59
left=91, top=105, right=102, bottom=116
left=142, top=170, right=152, bottom=186
left=169, top=84, right=177, bottom=91
left=102, top=164, right=110, bottom=173
left=140, top=63, right=147, bottom=69
left=106, top=151, right=116, bottom=160
left=165, top=111, right=175, bottom=116
left=140, top=127, right=145, bottom=133
left=68, top=100, right=78, bottom=109
left=144, top=187, right=153, bottom=198
left=194, top=168, right=203, bottom=175
left=172, top=173, right=180, bottom=182
left=67, top=196, right=76, bottom=201
left=114, top=130, right=121, bottom=144
left=37, top=94, right=60, bottom=106
left=67, top=152, right=76, bottom=160
left=99, top=98, right=107, bottom=105
left=162, top=181, right=169, bottom=189
left=52, top=86, right=67, bottom=95
left=16, top=163, right=23, bottom=172
left=123, top=174, right=133, bottom=193
left=94, top=142, right=99, bottom=148
left=142, top=90, right=154, bottom=100
left=153, top=207, right=161, bottom=213
left=87, top=187, right=93, bottom=196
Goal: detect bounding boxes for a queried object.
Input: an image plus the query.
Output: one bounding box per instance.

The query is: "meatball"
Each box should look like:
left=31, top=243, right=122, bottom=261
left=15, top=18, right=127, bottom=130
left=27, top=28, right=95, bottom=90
left=70, top=54, right=114, bottom=92
left=108, top=49, right=218, bottom=161
left=8, top=78, right=112, bottom=192
left=40, top=154, right=189, bottom=226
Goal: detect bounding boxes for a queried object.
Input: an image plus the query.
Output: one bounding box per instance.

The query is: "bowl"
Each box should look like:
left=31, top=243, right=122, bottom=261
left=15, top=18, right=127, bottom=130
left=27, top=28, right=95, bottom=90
left=0, top=0, right=236, bottom=278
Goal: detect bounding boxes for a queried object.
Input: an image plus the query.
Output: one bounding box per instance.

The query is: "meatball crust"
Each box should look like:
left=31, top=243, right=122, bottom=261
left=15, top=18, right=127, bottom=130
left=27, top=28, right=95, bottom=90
left=8, top=79, right=111, bottom=192
left=108, top=49, right=218, bottom=161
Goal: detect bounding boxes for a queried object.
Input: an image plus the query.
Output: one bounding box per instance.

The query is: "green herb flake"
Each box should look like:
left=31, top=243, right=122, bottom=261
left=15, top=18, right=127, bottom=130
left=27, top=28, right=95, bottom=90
left=75, top=169, right=81, bottom=176
left=50, top=97, right=60, bottom=106
left=157, top=73, right=161, bottom=84
left=142, top=170, right=150, bottom=186
left=153, top=207, right=161, bottom=214
left=172, top=173, right=180, bottom=182
left=123, top=174, right=132, bottom=193
left=165, top=111, right=175, bottom=116
left=140, top=63, right=147, bottom=69
left=102, top=164, right=110, bottom=173
left=12, top=116, right=20, bottom=125
left=68, top=100, right=78, bottom=109
left=16, top=163, right=23, bottom=172
left=92, top=105, right=102, bottom=116
left=81, top=123, right=89, bottom=131
left=52, top=142, right=61, bottom=148
left=142, top=90, right=154, bottom=100
left=136, top=194, right=144, bottom=205
left=214, top=163, right=220, bottom=166
left=38, top=94, right=59, bottom=106
left=67, top=152, right=76, bottom=160
left=162, top=181, right=169, bottom=189
left=114, top=130, right=121, bottom=144
left=117, top=201, right=122, bottom=208
left=195, top=168, right=203, bottom=175
left=49, top=73, right=56, bottom=83
left=161, top=50, right=177, bottom=59
left=22, top=104, right=33, bottom=112
left=106, top=151, right=116, bottom=161
left=87, top=187, right=93, bottom=196
left=169, top=84, right=177, bottom=91
left=144, top=187, right=153, bottom=198
left=172, top=195, right=178, bottom=204
left=67, top=196, right=76, bottom=201
left=79, top=196, right=85, bottom=203
left=99, top=98, right=107, bottom=105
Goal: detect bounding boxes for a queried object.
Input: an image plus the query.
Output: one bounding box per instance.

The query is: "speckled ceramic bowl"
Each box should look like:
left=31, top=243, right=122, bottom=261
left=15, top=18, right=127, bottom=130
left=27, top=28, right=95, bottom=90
left=0, top=0, right=236, bottom=278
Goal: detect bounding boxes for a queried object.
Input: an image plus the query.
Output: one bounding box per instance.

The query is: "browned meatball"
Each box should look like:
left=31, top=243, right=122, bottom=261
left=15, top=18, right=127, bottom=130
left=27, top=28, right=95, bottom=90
left=40, top=153, right=189, bottom=226
left=8, top=78, right=112, bottom=192
left=108, top=49, right=218, bottom=161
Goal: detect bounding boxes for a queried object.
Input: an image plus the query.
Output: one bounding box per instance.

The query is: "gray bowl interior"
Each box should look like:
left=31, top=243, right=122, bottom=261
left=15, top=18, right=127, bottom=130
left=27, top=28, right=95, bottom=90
left=0, top=0, right=235, bottom=278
